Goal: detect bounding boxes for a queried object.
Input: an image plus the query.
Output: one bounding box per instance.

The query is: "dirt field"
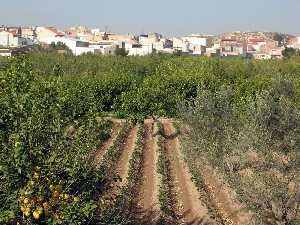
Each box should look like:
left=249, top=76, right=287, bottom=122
left=94, top=118, right=295, bottom=225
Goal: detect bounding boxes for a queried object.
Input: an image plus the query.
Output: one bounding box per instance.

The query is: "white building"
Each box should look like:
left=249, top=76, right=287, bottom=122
left=269, top=48, right=283, bottom=59
left=125, top=42, right=153, bottom=56
left=152, top=38, right=173, bottom=51
left=21, top=27, right=36, bottom=40
left=181, top=35, right=210, bottom=55
left=36, top=27, right=65, bottom=43
left=182, top=35, right=208, bottom=46
left=139, top=33, right=162, bottom=46
left=250, top=41, right=267, bottom=52
left=41, top=36, right=94, bottom=56
left=173, top=38, right=190, bottom=53
left=91, top=29, right=101, bottom=34
left=205, top=47, right=220, bottom=57
left=89, top=41, right=117, bottom=55
left=153, top=41, right=164, bottom=51
left=287, top=37, right=300, bottom=49
left=190, top=45, right=206, bottom=55
left=0, top=31, right=32, bottom=47
left=77, top=32, right=89, bottom=41
left=0, top=31, right=15, bottom=47
left=294, top=37, right=300, bottom=49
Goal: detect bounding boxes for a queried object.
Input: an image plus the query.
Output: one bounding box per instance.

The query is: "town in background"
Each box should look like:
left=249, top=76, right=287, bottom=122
left=0, top=25, right=300, bottom=59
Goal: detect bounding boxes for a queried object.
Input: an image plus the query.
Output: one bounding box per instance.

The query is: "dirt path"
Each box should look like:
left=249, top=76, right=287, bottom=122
left=94, top=121, right=123, bottom=167
left=162, top=119, right=212, bottom=225
left=135, top=119, right=161, bottom=224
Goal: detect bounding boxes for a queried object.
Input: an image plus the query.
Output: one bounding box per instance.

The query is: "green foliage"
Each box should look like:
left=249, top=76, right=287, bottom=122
left=114, top=48, right=129, bottom=57
left=179, top=79, right=300, bottom=223
left=282, top=47, right=300, bottom=59
left=13, top=52, right=300, bottom=120
left=0, top=57, right=112, bottom=224
left=1, top=52, right=300, bottom=224
left=156, top=122, right=175, bottom=222
left=50, top=42, right=72, bottom=53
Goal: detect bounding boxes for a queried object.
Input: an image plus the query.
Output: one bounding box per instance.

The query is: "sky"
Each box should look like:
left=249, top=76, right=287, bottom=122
left=1, top=0, right=300, bottom=37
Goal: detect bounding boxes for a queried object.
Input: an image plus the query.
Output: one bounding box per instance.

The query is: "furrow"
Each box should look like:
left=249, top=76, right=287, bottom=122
left=115, top=126, right=138, bottom=189
left=135, top=119, right=161, bottom=225
left=162, top=119, right=212, bottom=225
left=94, top=121, right=123, bottom=167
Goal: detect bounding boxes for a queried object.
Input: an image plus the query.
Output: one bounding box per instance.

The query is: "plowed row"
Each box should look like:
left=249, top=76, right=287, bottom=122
left=93, top=119, right=252, bottom=225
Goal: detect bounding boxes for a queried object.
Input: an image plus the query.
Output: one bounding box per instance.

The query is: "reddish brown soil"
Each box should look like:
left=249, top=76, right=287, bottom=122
left=135, top=119, right=161, bottom=224
left=102, top=126, right=139, bottom=205
left=115, top=126, right=138, bottom=188
left=162, top=119, right=212, bottom=225
left=199, top=164, right=253, bottom=225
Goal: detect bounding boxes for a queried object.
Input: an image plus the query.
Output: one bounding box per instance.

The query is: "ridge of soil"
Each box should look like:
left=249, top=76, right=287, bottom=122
left=94, top=121, right=123, bottom=167
left=116, top=126, right=138, bottom=188
left=102, top=126, right=139, bottom=205
left=162, top=119, right=212, bottom=225
left=179, top=122, right=253, bottom=225
left=135, top=119, right=161, bottom=225
left=198, top=163, right=253, bottom=225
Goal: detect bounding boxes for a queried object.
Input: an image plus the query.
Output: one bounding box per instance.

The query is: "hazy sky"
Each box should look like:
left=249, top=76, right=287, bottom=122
left=1, top=0, right=300, bottom=36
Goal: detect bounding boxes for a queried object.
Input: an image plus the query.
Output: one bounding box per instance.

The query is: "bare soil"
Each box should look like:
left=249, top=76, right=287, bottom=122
left=135, top=119, right=161, bottom=225
left=102, top=126, right=138, bottom=204
left=162, top=119, right=212, bottom=225
left=178, top=122, right=254, bottom=225
left=198, top=162, right=253, bottom=225
left=116, top=126, right=138, bottom=188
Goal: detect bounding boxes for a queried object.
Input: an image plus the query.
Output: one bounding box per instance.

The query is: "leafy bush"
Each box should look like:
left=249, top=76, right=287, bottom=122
left=0, top=57, right=112, bottom=224
left=1, top=53, right=300, bottom=224
left=179, top=79, right=300, bottom=223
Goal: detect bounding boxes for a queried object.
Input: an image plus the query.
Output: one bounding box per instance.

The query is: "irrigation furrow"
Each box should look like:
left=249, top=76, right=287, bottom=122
left=100, top=125, right=139, bottom=203
left=176, top=122, right=253, bottom=225
left=162, top=119, right=212, bottom=225
left=115, top=125, right=138, bottom=190
left=197, top=163, right=253, bottom=225
left=94, top=120, right=124, bottom=167
left=135, top=119, right=161, bottom=225
left=98, top=124, right=143, bottom=224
